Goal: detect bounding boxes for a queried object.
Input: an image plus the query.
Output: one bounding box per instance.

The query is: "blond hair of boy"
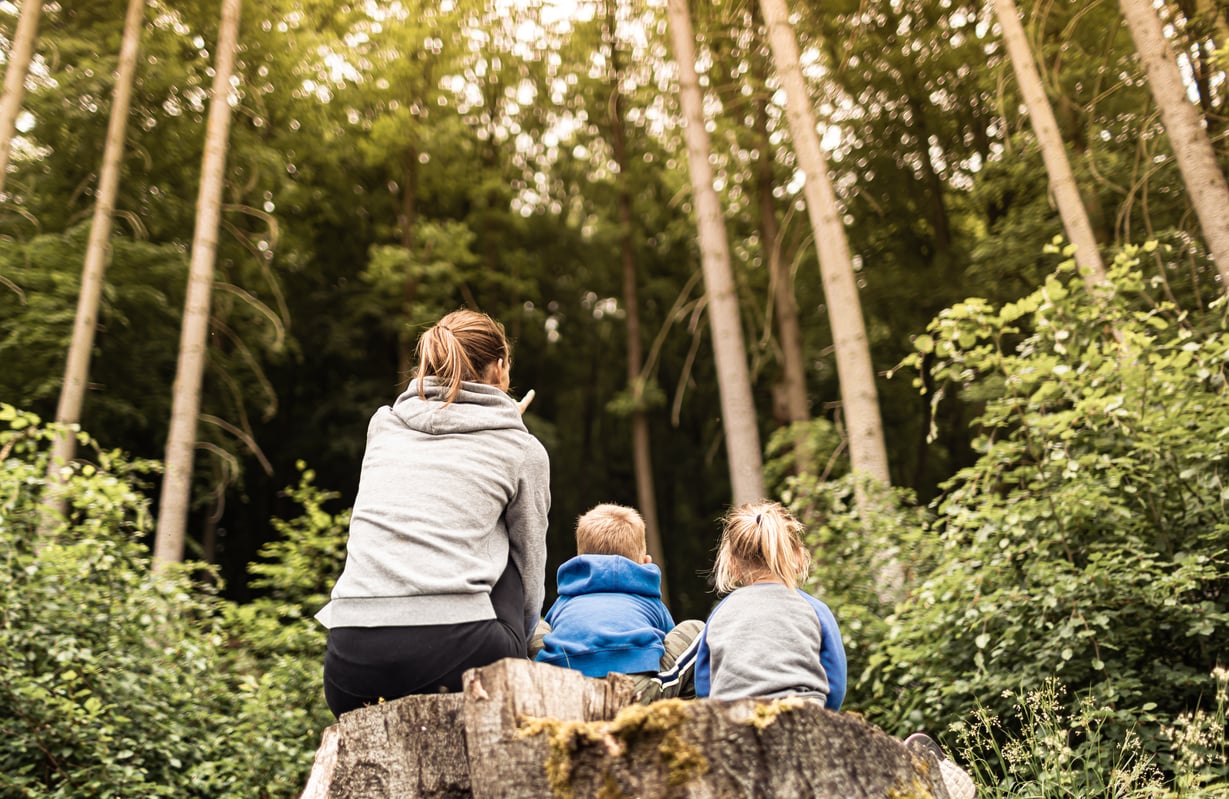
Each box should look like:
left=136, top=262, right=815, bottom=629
left=575, top=503, right=651, bottom=564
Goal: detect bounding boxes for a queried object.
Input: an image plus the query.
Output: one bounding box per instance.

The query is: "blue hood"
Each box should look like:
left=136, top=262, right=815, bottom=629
left=555, top=555, right=663, bottom=599
left=535, top=554, right=674, bottom=678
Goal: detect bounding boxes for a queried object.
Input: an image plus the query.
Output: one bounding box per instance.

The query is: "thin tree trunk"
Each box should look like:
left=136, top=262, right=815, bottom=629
left=43, top=0, right=146, bottom=516
left=753, top=53, right=809, bottom=432
left=1119, top=0, right=1229, bottom=287
left=666, top=0, right=766, bottom=504
left=992, top=0, right=1108, bottom=288
left=757, top=0, right=891, bottom=487
left=1193, top=0, right=1229, bottom=90
left=752, top=61, right=811, bottom=479
left=0, top=0, right=43, bottom=198
left=154, top=0, right=243, bottom=569
left=904, top=91, right=954, bottom=255
left=607, top=0, right=666, bottom=584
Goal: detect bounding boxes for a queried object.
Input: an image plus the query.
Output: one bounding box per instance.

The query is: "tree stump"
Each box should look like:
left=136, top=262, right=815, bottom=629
left=462, top=658, right=639, bottom=798
left=301, top=658, right=953, bottom=799
left=524, top=697, right=952, bottom=798
left=300, top=692, right=469, bottom=799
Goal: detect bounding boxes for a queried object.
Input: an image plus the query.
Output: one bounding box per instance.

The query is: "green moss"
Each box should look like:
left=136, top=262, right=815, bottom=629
left=518, top=699, right=709, bottom=797
left=604, top=700, right=707, bottom=786
left=884, top=755, right=938, bottom=799
left=885, top=776, right=937, bottom=799
left=746, top=697, right=812, bottom=729
left=597, top=773, right=629, bottom=799
left=517, top=716, right=604, bottom=799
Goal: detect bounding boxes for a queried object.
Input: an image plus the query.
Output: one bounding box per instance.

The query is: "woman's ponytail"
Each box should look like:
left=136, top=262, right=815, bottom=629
left=414, top=310, right=510, bottom=403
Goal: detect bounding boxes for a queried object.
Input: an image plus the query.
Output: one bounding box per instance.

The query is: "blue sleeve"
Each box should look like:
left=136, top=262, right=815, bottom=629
left=801, top=594, right=847, bottom=710
left=692, top=595, right=728, bottom=697
left=694, top=625, right=712, bottom=697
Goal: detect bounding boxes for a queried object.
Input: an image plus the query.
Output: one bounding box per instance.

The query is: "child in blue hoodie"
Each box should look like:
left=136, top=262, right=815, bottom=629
left=534, top=504, right=700, bottom=696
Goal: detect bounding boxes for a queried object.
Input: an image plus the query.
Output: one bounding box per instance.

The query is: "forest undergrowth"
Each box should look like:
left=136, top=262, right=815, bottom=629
left=1, top=255, right=1226, bottom=797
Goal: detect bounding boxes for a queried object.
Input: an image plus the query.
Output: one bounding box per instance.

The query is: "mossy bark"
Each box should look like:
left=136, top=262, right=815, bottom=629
left=301, top=659, right=951, bottom=799
left=523, top=697, right=950, bottom=799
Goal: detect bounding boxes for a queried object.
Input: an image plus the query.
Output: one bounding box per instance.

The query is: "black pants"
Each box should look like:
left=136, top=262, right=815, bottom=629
left=323, top=561, right=527, bottom=717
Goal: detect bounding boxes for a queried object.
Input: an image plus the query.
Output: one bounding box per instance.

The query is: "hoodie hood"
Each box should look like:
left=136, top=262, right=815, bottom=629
left=392, top=377, right=526, bottom=436
left=555, top=554, right=663, bottom=599
left=535, top=554, right=674, bottom=678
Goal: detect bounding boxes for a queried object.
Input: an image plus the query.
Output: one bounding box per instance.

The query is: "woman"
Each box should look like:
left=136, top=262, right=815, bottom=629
left=316, top=309, right=550, bottom=716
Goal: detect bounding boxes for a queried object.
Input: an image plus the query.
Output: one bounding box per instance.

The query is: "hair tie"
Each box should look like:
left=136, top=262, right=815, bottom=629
left=755, top=513, right=762, bottom=527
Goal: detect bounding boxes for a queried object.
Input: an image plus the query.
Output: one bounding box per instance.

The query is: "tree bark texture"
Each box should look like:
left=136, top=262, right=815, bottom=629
left=462, top=658, right=638, bottom=798
left=0, top=0, right=43, bottom=198
left=154, top=0, right=243, bottom=569
left=301, top=693, right=470, bottom=799
left=992, top=0, right=1108, bottom=288
left=539, top=698, right=951, bottom=799
left=665, top=0, right=767, bottom=504
left=757, top=0, right=892, bottom=488
left=1119, top=0, right=1229, bottom=288
left=301, top=659, right=953, bottom=799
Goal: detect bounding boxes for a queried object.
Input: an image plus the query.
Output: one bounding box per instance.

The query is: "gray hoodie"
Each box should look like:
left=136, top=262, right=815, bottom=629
left=315, top=377, right=551, bottom=637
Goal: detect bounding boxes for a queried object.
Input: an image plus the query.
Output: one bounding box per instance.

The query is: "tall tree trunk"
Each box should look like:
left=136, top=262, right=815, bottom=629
left=752, top=51, right=809, bottom=433
left=751, top=57, right=811, bottom=479
left=44, top=0, right=146, bottom=512
left=1119, top=0, right=1229, bottom=287
left=757, top=0, right=891, bottom=487
left=0, top=0, right=42, bottom=198
left=665, top=0, right=766, bottom=504
left=154, top=0, right=243, bottom=569
left=992, top=0, right=1108, bottom=288
left=607, top=2, right=667, bottom=583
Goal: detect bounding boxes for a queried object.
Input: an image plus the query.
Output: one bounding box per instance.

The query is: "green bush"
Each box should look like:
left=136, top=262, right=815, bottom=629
left=210, top=465, right=346, bottom=797
left=0, top=406, right=229, bottom=797
left=875, top=249, right=1228, bottom=751
left=952, top=669, right=1227, bottom=797
left=792, top=250, right=1228, bottom=794
left=0, top=406, right=338, bottom=798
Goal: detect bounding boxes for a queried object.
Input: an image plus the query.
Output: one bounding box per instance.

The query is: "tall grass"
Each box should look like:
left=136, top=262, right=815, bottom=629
left=951, top=669, right=1228, bottom=798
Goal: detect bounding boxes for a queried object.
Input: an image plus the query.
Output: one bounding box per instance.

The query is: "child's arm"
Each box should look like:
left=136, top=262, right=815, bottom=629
left=693, top=632, right=712, bottom=697
left=811, top=599, right=847, bottom=711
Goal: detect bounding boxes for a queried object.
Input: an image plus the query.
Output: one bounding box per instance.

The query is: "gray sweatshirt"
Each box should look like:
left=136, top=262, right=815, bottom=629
left=315, top=378, right=551, bottom=637
left=702, top=583, right=831, bottom=702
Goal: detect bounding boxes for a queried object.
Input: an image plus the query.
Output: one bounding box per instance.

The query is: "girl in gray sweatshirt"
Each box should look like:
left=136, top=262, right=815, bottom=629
left=317, top=310, right=550, bottom=717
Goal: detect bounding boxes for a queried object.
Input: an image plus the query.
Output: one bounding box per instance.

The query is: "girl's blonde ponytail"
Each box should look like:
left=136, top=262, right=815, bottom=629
left=713, top=501, right=808, bottom=593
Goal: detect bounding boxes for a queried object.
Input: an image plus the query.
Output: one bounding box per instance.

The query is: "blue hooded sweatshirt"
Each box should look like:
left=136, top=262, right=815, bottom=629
left=535, top=554, right=674, bottom=678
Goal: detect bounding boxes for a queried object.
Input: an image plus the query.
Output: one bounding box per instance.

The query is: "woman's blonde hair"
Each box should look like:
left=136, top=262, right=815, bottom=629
left=414, top=309, right=510, bottom=404
left=712, top=500, right=809, bottom=593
